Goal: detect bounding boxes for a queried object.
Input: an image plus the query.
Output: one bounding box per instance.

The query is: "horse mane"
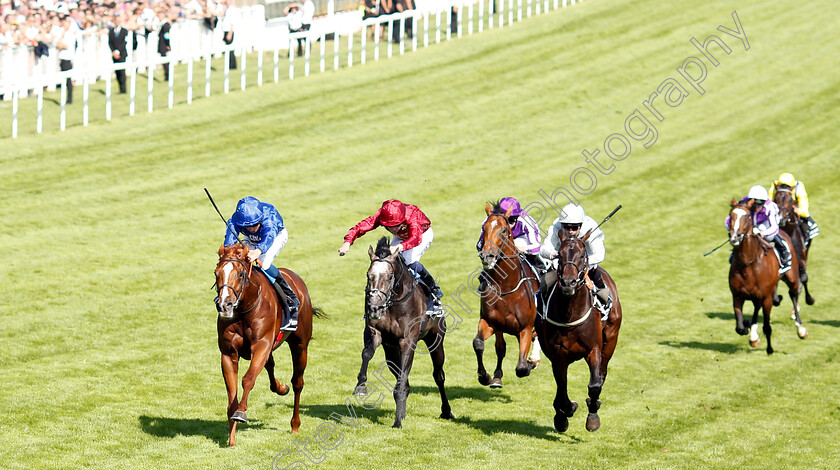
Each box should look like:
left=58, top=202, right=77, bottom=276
left=221, top=243, right=248, bottom=259
left=487, top=200, right=505, bottom=215
left=375, top=236, right=392, bottom=258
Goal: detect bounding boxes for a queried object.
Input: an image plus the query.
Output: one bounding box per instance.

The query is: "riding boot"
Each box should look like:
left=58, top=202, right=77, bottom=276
left=524, top=253, right=547, bottom=274
left=408, top=261, right=443, bottom=303
left=806, top=216, right=819, bottom=240
left=588, top=267, right=611, bottom=305
left=773, top=234, right=792, bottom=275
left=273, top=271, right=300, bottom=331
left=538, top=270, right=557, bottom=317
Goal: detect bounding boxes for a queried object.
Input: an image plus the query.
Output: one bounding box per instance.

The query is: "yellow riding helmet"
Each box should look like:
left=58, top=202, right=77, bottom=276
left=777, top=173, right=796, bottom=186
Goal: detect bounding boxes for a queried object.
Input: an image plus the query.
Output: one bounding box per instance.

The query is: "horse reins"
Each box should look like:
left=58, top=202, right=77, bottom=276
left=540, top=247, right=592, bottom=328
left=367, top=258, right=418, bottom=310
left=216, top=257, right=263, bottom=314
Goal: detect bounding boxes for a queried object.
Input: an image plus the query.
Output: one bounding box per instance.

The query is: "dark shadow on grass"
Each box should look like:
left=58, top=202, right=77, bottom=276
left=409, top=384, right=513, bottom=403
left=809, top=319, right=840, bottom=328
left=660, top=340, right=741, bottom=354
left=705, top=312, right=733, bottom=321
left=453, top=415, right=576, bottom=442
left=139, top=415, right=266, bottom=447
left=296, top=403, right=393, bottom=426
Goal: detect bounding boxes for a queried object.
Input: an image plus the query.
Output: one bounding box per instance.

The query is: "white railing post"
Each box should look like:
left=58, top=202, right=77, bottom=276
left=387, top=20, right=393, bottom=58
left=361, top=25, right=367, bottom=64
left=205, top=54, right=212, bottom=97
left=436, top=11, right=441, bottom=43
left=412, top=12, right=418, bottom=51
left=274, top=48, right=280, bottom=83
left=83, top=78, right=89, bottom=125
left=348, top=30, right=354, bottom=67
left=241, top=48, right=247, bottom=91
left=333, top=32, right=339, bottom=71
left=11, top=90, right=18, bottom=139
left=187, top=58, right=194, bottom=104
left=289, top=39, right=295, bottom=80
left=469, top=3, right=474, bottom=35
left=499, top=0, right=505, bottom=28
left=399, top=16, right=405, bottom=55
left=129, top=64, right=136, bottom=116
left=60, top=82, right=67, bottom=131
left=257, top=50, right=263, bottom=87
left=36, top=87, right=43, bottom=134
left=424, top=12, right=429, bottom=47
left=148, top=65, right=154, bottom=113
left=509, top=0, right=514, bottom=25
left=105, top=74, right=112, bottom=121
left=447, top=8, right=452, bottom=41
left=224, top=50, right=231, bottom=94
left=168, top=61, right=175, bottom=108
left=374, top=20, right=380, bottom=61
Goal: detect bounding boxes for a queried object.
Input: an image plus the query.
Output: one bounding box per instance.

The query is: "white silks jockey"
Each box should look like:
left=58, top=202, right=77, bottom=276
left=539, top=203, right=610, bottom=311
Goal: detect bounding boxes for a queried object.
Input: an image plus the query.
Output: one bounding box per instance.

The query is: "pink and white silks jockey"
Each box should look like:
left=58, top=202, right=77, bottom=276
left=724, top=184, right=792, bottom=274
left=476, top=197, right=545, bottom=268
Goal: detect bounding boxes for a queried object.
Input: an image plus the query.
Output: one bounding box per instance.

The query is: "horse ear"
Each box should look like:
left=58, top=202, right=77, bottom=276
left=730, top=198, right=737, bottom=207
left=504, top=205, right=514, bottom=218
left=368, top=245, right=375, bottom=260
left=557, top=225, right=566, bottom=242
left=485, top=203, right=493, bottom=216
left=219, top=244, right=226, bottom=257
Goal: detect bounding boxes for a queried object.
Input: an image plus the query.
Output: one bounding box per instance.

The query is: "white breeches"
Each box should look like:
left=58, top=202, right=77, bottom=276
left=245, top=229, right=288, bottom=268
left=392, top=227, right=434, bottom=265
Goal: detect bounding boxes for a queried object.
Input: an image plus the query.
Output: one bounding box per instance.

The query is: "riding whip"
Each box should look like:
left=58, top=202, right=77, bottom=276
left=594, top=205, right=622, bottom=232
left=703, top=239, right=729, bottom=257
left=204, top=188, right=243, bottom=245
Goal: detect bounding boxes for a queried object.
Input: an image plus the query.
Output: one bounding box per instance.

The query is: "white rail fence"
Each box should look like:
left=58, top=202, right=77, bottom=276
left=1, top=0, right=583, bottom=138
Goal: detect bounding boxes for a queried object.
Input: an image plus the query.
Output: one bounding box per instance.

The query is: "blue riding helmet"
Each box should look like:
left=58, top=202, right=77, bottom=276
left=232, top=196, right=264, bottom=227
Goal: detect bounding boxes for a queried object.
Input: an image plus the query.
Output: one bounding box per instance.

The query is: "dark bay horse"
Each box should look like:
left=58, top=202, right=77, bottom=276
left=474, top=202, right=540, bottom=388
left=534, top=232, right=622, bottom=432
left=773, top=188, right=815, bottom=308
left=727, top=203, right=806, bottom=354
left=215, top=244, right=324, bottom=446
left=353, top=237, right=454, bottom=428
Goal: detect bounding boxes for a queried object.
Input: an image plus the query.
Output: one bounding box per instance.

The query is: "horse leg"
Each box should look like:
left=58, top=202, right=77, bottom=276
left=749, top=301, right=761, bottom=348
left=528, top=332, right=541, bottom=368
left=772, top=287, right=783, bottom=306
left=584, top=348, right=604, bottom=432
left=266, top=353, right=290, bottom=396
left=785, top=269, right=808, bottom=340
left=424, top=330, right=454, bottom=420
left=762, top=297, right=774, bottom=355
left=514, top=327, right=533, bottom=378
left=355, top=326, right=382, bottom=395
left=392, top=339, right=417, bottom=428
left=551, top=359, right=576, bottom=432
left=234, top=344, right=272, bottom=424
left=733, top=295, right=748, bottom=336
left=288, top=339, right=308, bottom=433
left=491, top=331, right=506, bottom=388
left=472, top=319, right=494, bottom=386
left=221, top=353, right=240, bottom=447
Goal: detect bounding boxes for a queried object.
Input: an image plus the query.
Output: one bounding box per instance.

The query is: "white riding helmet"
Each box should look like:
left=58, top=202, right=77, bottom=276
left=558, top=204, right=585, bottom=224
left=748, top=185, right=769, bottom=201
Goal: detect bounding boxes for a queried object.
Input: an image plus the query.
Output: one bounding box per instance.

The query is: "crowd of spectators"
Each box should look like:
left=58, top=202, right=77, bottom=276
left=0, top=0, right=235, bottom=52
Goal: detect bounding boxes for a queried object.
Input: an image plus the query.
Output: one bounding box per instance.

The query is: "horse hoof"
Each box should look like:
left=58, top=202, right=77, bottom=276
left=440, top=411, right=455, bottom=420
left=515, top=366, right=531, bottom=378
left=586, top=413, right=601, bottom=431
left=489, top=378, right=503, bottom=389
left=275, top=382, right=290, bottom=396
left=566, top=401, right=578, bottom=418
left=773, top=295, right=783, bottom=306
left=392, top=421, right=403, bottom=429
left=528, top=360, right=540, bottom=370
left=230, top=411, right=248, bottom=423
left=749, top=338, right=759, bottom=348
left=735, top=327, right=748, bottom=336
left=478, top=373, right=491, bottom=386
left=806, top=296, right=815, bottom=306
left=353, top=384, right=369, bottom=396
left=554, top=414, right=569, bottom=433
left=797, top=325, right=808, bottom=339
left=767, top=346, right=774, bottom=355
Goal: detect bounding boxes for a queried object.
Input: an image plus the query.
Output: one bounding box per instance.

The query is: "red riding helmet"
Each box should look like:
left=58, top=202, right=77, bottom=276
left=379, top=199, right=407, bottom=227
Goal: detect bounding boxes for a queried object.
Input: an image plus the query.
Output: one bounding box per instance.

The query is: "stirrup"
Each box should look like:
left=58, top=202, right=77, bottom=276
left=778, top=264, right=792, bottom=275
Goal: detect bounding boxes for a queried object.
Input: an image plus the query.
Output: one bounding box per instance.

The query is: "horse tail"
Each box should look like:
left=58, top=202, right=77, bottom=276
left=311, top=306, right=328, bottom=320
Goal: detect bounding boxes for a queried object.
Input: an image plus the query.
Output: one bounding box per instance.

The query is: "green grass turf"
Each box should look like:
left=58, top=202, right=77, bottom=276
left=1, top=0, right=839, bottom=468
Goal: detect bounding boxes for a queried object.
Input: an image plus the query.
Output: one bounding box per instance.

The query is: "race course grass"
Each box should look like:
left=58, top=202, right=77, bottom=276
left=2, top=0, right=839, bottom=468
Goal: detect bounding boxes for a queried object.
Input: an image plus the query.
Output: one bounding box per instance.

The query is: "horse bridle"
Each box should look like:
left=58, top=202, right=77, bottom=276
left=215, top=257, right=262, bottom=314
left=541, top=244, right=593, bottom=328
left=366, top=258, right=417, bottom=311
left=728, top=206, right=766, bottom=266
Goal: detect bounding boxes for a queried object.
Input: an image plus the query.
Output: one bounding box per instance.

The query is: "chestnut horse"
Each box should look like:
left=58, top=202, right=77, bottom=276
left=474, top=202, right=540, bottom=388
left=535, top=232, right=622, bottom=432
left=773, top=188, right=815, bottom=307
left=214, top=244, right=324, bottom=446
left=353, top=237, right=454, bottom=428
left=727, top=202, right=806, bottom=354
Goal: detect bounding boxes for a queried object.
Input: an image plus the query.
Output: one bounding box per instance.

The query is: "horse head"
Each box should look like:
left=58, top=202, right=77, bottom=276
left=773, top=186, right=796, bottom=228
left=478, top=202, right=516, bottom=270
left=366, top=237, right=404, bottom=320
left=214, top=244, right=255, bottom=320
left=728, top=202, right=753, bottom=247
left=556, top=230, right=590, bottom=297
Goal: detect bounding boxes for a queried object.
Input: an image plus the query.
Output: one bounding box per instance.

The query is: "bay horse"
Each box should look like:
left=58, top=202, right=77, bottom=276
left=727, top=202, right=806, bottom=354
left=534, top=231, right=622, bottom=432
left=353, top=237, right=454, bottom=428
left=214, top=243, right=324, bottom=446
left=474, top=202, right=540, bottom=388
left=773, top=188, right=815, bottom=307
